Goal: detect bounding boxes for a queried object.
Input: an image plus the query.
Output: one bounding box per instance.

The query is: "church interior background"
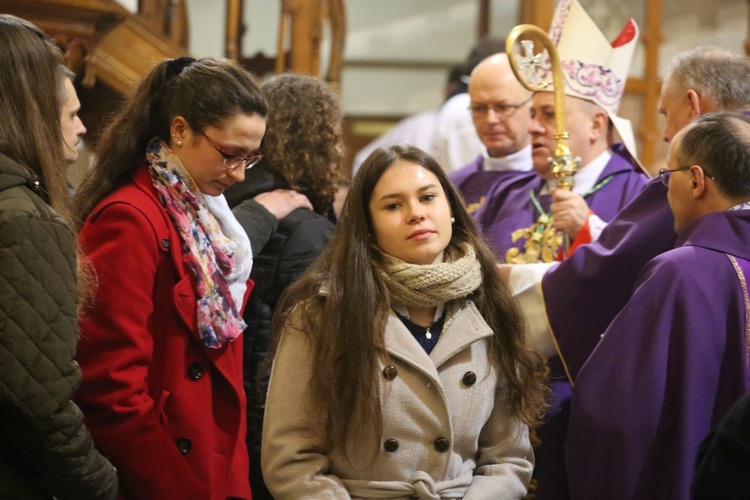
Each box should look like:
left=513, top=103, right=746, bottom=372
left=2, top=0, right=747, bottom=182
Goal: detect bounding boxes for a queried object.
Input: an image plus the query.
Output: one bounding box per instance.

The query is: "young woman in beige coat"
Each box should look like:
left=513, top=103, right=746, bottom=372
left=262, top=145, right=548, bottom=499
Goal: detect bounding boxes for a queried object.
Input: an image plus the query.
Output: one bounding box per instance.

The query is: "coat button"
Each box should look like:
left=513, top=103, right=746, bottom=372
left=434, top=437, right=450, bottom=452
left=161, top=238, right=170, bottom=249
left=383, top=438, right=399, bottom=452
left=382, top=365, right=398, bottom=380
left=187, top=362, right=204, bottom=380
left=176, top=437, right=192, bottom=454
left=462, top=371, right=477, bottom=386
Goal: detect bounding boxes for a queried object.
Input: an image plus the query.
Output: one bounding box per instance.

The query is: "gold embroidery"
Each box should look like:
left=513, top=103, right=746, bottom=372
left=467, top=195, right=485, bottom=215
left=727, top=254, right=750, bottom=367
left=505, top=214, right=563, bottom=263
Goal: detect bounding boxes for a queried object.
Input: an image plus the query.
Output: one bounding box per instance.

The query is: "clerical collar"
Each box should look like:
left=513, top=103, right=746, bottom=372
left=541, top=149, right=612, bottom=195
left=482, top=144, right=533, bottom=173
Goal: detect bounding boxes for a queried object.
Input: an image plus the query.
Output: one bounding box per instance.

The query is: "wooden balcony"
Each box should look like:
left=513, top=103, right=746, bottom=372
left=0, top=0, right=187, bottom=94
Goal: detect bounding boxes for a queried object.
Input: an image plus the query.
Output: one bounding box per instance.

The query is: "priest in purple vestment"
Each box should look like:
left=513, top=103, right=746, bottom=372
left=568, top=112, right=750, bottom=500
left=480, top=2, right=646, bottom=498
left=518, top=47, right=750, bottom=381
left=449, top=53, right=533, bottom=214
left=476, top=0, right=646, bottom=266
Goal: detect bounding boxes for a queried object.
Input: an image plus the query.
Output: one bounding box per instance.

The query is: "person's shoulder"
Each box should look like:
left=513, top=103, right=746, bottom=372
left=0, top=184, right=71, bottom=242
left=82, top=171, right=171, bottom=246
left=639, top=246, right=706, bottom=287
left=449, top=155, right=484, bottom=181
left=277, top=209, right=334, bottom=247
left=487, top=170, right=538, bottom=198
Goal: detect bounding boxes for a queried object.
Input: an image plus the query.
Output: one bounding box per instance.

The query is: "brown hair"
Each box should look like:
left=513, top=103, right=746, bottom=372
left=260, top=74, right=344, bottom=216
left=74, top=57, right=267, bottom=226
left=677, top=112, right=750, bottom=199
left=271, top=145, right=548, bottom=456
left=0, top=15, right=69, bottom=220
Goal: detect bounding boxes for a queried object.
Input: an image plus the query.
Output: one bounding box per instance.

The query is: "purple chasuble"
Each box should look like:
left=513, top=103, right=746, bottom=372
left=449, top=154, right=528, bottom=214
left=568, top=210, right=750, bottom=500
left=476, top=144, right=646, bottom=499
left=541, top=178, right=677, bottom=380
left=475, top=144, right=647, bottom=261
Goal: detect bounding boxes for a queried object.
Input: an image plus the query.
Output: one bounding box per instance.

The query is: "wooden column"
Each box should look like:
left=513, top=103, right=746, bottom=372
left=325, top=0, right=346, bottom=91
left=279, top=0, right=322, bottom=76
left=225, top=0, right=242, bottom=60
left=519, top=0, right=555, bottom=29
left=478, top=0, right=490, bottom=37
left=639, top=0, right=664, bottom=170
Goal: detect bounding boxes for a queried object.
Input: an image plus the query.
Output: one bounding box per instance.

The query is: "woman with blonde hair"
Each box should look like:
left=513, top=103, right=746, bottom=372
left=262, top=145, right=547, bottom=499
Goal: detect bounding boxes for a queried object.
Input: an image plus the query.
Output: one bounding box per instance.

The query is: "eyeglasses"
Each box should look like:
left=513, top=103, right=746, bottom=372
left=658, top=165, right=716, bottom=187
left=468, top=95, right=533, bottom=119
left=201, top=132, right=263, bottom=169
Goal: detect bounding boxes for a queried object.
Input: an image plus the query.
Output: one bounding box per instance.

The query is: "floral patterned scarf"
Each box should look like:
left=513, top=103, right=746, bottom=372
left=146, top=138, right=247, bottom=348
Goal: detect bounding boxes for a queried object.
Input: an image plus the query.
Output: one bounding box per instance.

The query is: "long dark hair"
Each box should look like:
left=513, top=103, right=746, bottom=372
left=271, top=145, right=548, bottom=455
left=0, top=15, right=68, bottom=219
left=73, top=57, right=267, bottom=226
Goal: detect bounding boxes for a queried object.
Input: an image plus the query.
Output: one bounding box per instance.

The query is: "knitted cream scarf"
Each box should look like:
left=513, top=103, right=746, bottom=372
left=374, top=243, right=483, bottom=308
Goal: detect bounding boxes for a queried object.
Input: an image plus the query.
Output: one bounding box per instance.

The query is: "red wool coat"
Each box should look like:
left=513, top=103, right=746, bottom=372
left=76, top=166, right=253, bottom=500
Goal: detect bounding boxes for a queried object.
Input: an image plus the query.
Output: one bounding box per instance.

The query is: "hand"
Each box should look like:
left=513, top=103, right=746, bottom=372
left=253, top=189, right=313, bottom=220
left=550, top=189, right=590, bottom=238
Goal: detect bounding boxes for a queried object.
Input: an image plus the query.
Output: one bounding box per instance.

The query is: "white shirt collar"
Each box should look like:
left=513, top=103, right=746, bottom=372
left=541, top=149, right=612, bottom=195
left=481, top=144, right=533, bottom=173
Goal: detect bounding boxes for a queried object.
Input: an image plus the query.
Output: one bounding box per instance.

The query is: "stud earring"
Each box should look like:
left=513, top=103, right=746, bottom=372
left=451, top=217, right=456, bottom=224
left=173, top=136, right=183, bottom=147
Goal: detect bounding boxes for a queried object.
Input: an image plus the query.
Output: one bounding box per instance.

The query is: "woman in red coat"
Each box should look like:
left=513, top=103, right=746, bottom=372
left=73, top=57, right=267, bottom=500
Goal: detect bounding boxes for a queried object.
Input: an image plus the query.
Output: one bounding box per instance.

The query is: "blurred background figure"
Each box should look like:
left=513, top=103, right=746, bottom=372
left=449, top=53, right=532, bottom=214
left=225, top=72, right=344, bottom=500
left=351, top=64, right=463, bottom=175
left=0, top=13, right=117, bottom=500
left=432, top=35, right=506, bottom=173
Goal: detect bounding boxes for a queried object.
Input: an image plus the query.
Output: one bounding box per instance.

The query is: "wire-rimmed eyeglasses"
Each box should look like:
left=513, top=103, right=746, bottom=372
left=468, top=95, right=533, bottom=119
left=202, top=132, right=263, bottom=170
left=658, top=165, right=716, bottom=187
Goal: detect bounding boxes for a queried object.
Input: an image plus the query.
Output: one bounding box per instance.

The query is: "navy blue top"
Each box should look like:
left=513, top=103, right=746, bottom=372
left=394, top=312, right=445, bottom=354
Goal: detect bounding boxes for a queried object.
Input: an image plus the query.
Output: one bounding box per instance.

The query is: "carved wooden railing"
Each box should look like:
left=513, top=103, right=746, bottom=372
left=232, top=0, right=346, bottom=90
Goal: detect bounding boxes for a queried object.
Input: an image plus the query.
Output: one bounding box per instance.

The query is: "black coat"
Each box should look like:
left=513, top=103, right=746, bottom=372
left=226, top=163, right=335, bottom=499
left=692, top=391, right=750, bottom=499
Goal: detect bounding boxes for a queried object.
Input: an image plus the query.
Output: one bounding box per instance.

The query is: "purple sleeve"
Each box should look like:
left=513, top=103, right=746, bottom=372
left=541, top=179, right=677, bottom=379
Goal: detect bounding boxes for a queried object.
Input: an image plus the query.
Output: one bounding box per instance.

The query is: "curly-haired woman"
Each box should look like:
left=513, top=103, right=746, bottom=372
left=225, top=73, right=344, bottom=500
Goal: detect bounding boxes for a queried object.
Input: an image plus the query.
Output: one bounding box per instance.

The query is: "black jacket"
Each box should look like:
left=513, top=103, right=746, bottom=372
left=226, top=163, right=334, bottom=499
